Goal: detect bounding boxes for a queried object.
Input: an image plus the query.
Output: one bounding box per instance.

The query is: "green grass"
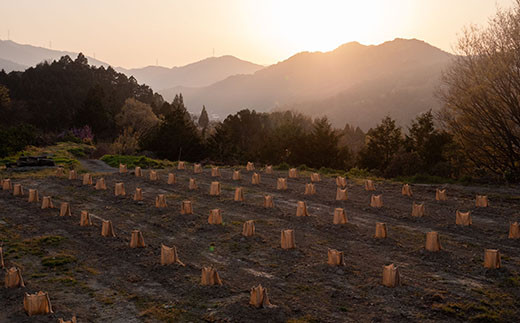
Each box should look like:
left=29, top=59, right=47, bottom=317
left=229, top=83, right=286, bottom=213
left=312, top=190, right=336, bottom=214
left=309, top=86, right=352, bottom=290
left=100, top=154, right=175, bottom=169
left=41, top=253, right=77, bottom=267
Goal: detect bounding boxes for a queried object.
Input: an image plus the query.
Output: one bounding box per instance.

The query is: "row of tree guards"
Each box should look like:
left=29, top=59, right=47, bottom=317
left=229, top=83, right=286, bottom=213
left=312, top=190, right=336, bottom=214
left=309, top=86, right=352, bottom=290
left=0, top=160, right=517, bottom=315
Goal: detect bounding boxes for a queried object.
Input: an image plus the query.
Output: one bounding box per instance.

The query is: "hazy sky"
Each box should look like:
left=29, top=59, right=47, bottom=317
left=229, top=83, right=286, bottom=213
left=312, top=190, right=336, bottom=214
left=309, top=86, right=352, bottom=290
left=0, top=0, right=515, bottom=68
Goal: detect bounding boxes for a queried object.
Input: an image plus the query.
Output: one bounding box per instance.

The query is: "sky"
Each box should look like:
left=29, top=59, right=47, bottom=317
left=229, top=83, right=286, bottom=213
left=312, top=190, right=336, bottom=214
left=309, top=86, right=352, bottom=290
left=0, top=0, right=516, bottom=69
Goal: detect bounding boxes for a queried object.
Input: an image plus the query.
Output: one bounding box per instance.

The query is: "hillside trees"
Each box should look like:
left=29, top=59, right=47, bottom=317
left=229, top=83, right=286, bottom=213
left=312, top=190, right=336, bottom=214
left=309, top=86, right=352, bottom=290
left=439, top=1, right=520, bottom=181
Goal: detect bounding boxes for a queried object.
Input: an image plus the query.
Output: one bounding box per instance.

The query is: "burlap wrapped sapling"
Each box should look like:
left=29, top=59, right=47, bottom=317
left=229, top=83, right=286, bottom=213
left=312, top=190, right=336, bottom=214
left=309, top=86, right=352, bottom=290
left=304, top=183, right=316, bottom=195
left=208, top=209, right=223, bottom=225
left=280, top=229, right=296, bottom=249
left=232, top=170, right=241, bottom=180
left=509, top=222, right=520, bottom=239
left=58, top=316, right=77, bottom=323
left=0, top=246, right=4, bottom=268
left=177, top=161, right=186, bottom=170
left=310, top=173, right=321, bottom=182
left=155, top=194, right=167, bottom=207
left=425, top=231, right=442, bottom=252
left=327, top=249, right=345, bottom=266
left=68, top=170, right=77, bottom=180
left=246, top=162, right=255, bottom=171
left=168, top=173, right=176, bottom=184
left=211, top=167, right=221, bottom=177
left=133, top=188, right=143, bottom=201
left=2, top=179, right=12, bottom=190
left=336, top=188, right=348, bottom=201
left=13, top=184, right=24, bottom=196
left=101, top=220, right=116, bottom=237
left=250, top=285, right=274, bottom=308
left=276, top=178, right=287, bottom=190
left=129, top=230, right=146, bottom=248
left=436, top=189, right=447, bottom=201
left=80, top=210, right=92, bottom=226
left=209, top=182, right=221, bottom=196
left=149, top=170, right=159, bottom=181
left=484, top=249, right=501, bottom=269
left=201, top=266, right=223, bottom=286
left=193, top=163, right=203, bottom=174
left=370, top=195, right=383, bottom=208
left=476, top=195, right=489, bottom=207
left=82, top=173, right=92, bottom=185
left=288, top=168, right=298, bottom=178
left=251, top=173, right=260, bottom=185
left=114, top=182, right=125, bottom=196
left=242, top=220, right=255, bottom=237
left=189, top=178, right=198, bottom=190
left=4, top=267, right=25, bottom=288
left=456, top=210, right=472, bottom=226
left=401, top=184, right=412, bottom=197
left=296, top=201, right=309, bottom=216
left=375, top=222, right=387, bottom=238
left=411, top=202, right=425, bottom=217
left=161, top=244, right=185, bottom=266
left=180, top=200, right=193, bottom=214
left=365, top=179, right=375, bottom=191
left=382, top=264, right=400, bottom=287
left=263, top=195, right=274, bottom=208
left=119, top=163, right=127, bottom=174
left=41, top=196, right=54, bottom=209
left=55, top=168, right=64, bottom=177
left=23, top=291, right=53, bottom=316
left=59, top=202, right=71, bottom=217
left=265, top=165, right=273, bottom=174
left=333, top=208, right=347, bottom=224
left=234, top=187, right=245, bottom=202
left=134, top=166, right=142, bottom=177
left=95, top=178, right=107, bottom=190
left=336, top=176, right=346, bottom=187
left=28, top=189, right=39, bottom=203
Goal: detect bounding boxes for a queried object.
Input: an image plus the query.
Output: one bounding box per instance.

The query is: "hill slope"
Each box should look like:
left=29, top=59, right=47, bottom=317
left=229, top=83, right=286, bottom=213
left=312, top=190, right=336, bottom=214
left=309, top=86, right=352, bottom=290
left=161, top=39, right=453, bottom=129
left=0, top=57, right=27, bottom=72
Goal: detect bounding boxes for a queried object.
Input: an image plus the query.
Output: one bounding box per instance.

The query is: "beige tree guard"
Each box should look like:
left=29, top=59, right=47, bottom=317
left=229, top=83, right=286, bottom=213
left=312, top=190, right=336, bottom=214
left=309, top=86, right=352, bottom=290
left=180, top=200, right=193, bottom=214
left=28, top=189, right=39, bottom=203
left=155, top=194, right=167, bottom=207
left=149, top=170, right=159, bottom=181
left=189, top=178, right=198, bottom=190
left=411, top=202, right=425, bottom=217
left=296, top=201, right=309, bottom=216
left=168, top=173, right=176, bottom=184
left=401, top=184, right=412, bottom=197
left=484, top=249, right=501, bottom=269
left=264, top=195, right=274, bottom=208
left=130, top=230, right=146, bottom=248
left=281, top=229, right=296, bottom=249
left=0, top=246, right=4, bottom=268
left=251, top=173, right=260, bottom=185
left=509, top=222, right=520, bottom=239
left=232, top=170, right=241, bottom=180
left=242, top=220, right=255, bottom=236
left=246, top=162, right=255, bottom=171
left=5, top=267, right=25, bottom=288
left=211, top=167, right=221, bottom=177
left=370, top=195, right=383, bottom=208
left=336, top=188, right=348, bottom=201
left=13, top=184, right=24, bottom=196
left=135, top=166, right=142, bottom=177
left=365, top=179, right=376, bottom=191
left=68, top=170, right=77, bottom=180
left=425, top=231, right=442, bottom=252
left=234, top=187, right=245, bottom=202
left=59, top=202, right=72, bottom=217
left=41, top=196, right=54, bottom=209
left=375, top=222, right=387, bottom=238
left=194, top=163, right=203, bottom=174
left=119, top=163, right=128, bottom=174
left=333, top=208, right=348, bottom=224
left=55, top=167, right=64, bottom=177
left=250, top=284, right=274, bottom=308
left=201, top=266, right=223, bottom=286
left=24, top=291, right=53, bottom=316
left=304, top=183, right=316, bottom=195
left=177, top=161, right=186, bottom=170
left=208, top=209, right=223, bottom=225
left=336, top=176, right=347, bottom=187
left=382, top=264, right=400, bottom=287
left=265, top=165, right=273, bottom=174
left=327, top=249, right=345, bottom=266
left=80, top=210, right=92, bottom=226
left=209, top=182, right=221, bottom=196
left=114, top=182, right=126, bottom=196
left=277, top=178, right=288, bottom=190
left=436, top=189, right=447, bottom=201
left=310, top=173, right=321, bottom=182
left=456, top=210, right=472, bottom=226
left=101, top=220, right=116, bottom=237
left=288, top=168, right=298, bottom=178
left=82, top=173, right=92, bottom=185
left=133, top=188, right=143, bottom=201
left=476, top=195, right=489, bottom=207
left=2, top=179, right=12, bottom=190
left=95, top=178, right=107, bottom=190
left=58, top=316, right=77, bottom=323
left=161, top=244, right=185, bottom=266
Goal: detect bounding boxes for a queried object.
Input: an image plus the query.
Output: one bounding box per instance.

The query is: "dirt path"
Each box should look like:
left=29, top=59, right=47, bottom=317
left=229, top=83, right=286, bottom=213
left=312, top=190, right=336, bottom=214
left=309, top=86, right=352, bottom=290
left=1, top=166, right=519, bottom=322
left=78, top=159, right=116, bottom=173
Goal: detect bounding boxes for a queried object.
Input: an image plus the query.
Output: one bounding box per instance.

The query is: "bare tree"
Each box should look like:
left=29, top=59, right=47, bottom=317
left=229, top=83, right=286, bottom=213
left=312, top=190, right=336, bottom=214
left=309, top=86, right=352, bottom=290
left=438, top=1, right=520, bottom=181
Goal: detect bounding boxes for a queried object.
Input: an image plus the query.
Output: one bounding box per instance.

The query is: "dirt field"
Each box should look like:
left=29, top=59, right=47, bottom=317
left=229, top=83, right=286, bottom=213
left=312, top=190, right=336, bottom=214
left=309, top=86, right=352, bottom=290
left=1, top=165, right=520, bottom=322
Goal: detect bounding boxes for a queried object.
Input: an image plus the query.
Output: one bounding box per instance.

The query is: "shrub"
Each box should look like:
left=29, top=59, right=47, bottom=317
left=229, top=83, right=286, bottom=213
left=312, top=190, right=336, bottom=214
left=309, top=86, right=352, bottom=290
left=346, top=167, right=375, bottom=179
left=275, top=162, right=290, bottom=170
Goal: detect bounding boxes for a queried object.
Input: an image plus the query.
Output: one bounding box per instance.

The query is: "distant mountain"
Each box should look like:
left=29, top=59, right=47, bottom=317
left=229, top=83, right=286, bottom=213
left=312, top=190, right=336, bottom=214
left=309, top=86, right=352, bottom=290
left=0, top=40, right=109, bottom=69
left=0, top=57, right=27, bottom=72
left=162, top=39, right=454, bottom=129
left=116, top=55, right=263, bottom=91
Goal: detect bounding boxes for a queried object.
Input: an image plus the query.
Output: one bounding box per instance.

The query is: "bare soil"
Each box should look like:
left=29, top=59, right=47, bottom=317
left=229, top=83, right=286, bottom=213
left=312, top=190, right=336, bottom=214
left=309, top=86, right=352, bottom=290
left=1, top=166, right=519, bottom=322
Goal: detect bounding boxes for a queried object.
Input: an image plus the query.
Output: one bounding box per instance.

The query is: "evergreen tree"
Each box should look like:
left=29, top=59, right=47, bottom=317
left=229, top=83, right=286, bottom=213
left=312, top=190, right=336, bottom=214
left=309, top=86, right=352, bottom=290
left=358, top=116, right=402, bottom=172
left=198, top=105, right=209, bottom=129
